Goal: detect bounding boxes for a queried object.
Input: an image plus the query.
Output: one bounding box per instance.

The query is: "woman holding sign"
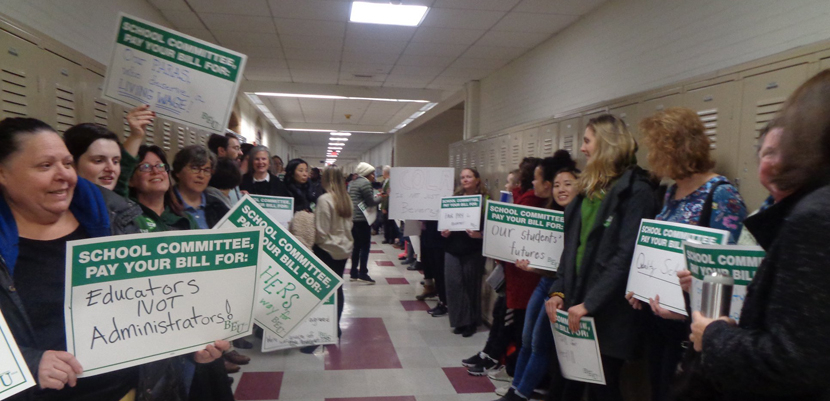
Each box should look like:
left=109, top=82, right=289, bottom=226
left=239, top=146, right=290, bottom=198
left=544, top=114, right=659, bottom=401
left=441, top=168, right=489, bottom=337
left=0, top=118, right=230, bottom=401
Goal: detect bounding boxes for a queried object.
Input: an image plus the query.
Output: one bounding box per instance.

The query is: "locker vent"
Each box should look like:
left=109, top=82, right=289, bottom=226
left=562, top=134, right=574, bottom=156
left=510, top=142, right=520, bottom=167
left=1, top=68, right=28, bottom=117
left=462, top=151, right=468, bottom=167
left=754, top=97, right=786, bottom=139
left=144, top=121, right=155, bottom=145
left=122, top=110, right=131, bottom=140
left=489, top=147, right=496, bottom=166
left=55, top=84, right=76, bottom=134
left=93, top=99, right=108, bottom=127
left=454, top=153, right=460, bottom=168
left=188, top=127, right=196, bottom=146
left=525, top=140, right=536, bottom=157
left=469, top=147, right=477, bottom=169
left=697, top=108, right=718, bottom=150
left=542, top=138, right=554, bottom=156
left=499, top=143, right=508, bottom=167
left=479, top=149, right=486, bottom=169
left=171, top=123, right=184, bottom=150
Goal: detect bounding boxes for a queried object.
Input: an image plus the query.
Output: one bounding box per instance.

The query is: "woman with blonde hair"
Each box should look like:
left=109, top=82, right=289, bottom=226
left=315, top=167, right=354, bottom=337
left=543, top=114, right=659, bottom=401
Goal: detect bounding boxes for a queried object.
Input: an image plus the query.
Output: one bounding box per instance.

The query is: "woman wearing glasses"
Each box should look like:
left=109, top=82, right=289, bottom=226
left=171, top=145, right=229, bottom=229
left=128, top=145, right=199, bottom=232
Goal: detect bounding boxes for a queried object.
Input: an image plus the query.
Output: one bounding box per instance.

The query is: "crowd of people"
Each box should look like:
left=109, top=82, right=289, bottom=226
left=0, top=69, right=829, bottom=401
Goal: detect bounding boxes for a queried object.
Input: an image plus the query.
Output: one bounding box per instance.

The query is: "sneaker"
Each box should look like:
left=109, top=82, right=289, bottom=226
left=467, top=356, right=498, bottom=376
left=428, top=303, right=447, bottom=316
left=488, top=365, right=512, bottom=382
left=402, top=258, right=415, bottom=265
left=357, top=275, right=376, bottom=284
left=415, top=285, right=437, bottom=301
left=462, top=325, right=477, bottom=337
left=350, top=276, right=358, bottom=281
left=461, top=352, right=484, bottom=368
left=495, top=385, right=510, bottom=397
left=406, top=263, right=419, bottom=271
left=453, top=326, right=466, bottom=335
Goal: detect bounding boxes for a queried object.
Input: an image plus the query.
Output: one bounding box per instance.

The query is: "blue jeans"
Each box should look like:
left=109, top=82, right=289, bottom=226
left=512, top=276, right=556, bottom=398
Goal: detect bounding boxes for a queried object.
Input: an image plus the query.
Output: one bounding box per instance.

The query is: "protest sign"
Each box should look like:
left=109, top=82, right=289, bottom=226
left=249, top=195, right=294, bottom=228
left=551, top=310, right=605, bottom=385
left=102, top=13, right=247, bottom=133
left=64, top=228, right=261, bottom=377
left=684, top=243, right=764, bottom=322
left=215, top=195, right=343, bottom=338
left=389, top=168, right=454, bottom=221
left=625, top=220, right=730, bottom=316
left=0, top=310, right=35, bottom=399
left=437, top=195, right=482, bottom=231
left=482, top=201, right=565, bottom=271
left=261, top=294, right=337, bottom=352
left=358, top=201, right=377, bottom=224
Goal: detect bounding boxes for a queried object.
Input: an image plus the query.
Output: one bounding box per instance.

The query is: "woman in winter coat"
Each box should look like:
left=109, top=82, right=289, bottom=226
left=348, top=162, right=381, bottom=283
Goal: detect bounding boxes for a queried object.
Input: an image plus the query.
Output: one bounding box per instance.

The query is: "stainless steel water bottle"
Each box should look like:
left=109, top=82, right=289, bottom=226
left=700, top=272, right=734, bottom=318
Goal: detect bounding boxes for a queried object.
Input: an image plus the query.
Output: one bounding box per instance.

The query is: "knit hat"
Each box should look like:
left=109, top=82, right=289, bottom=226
left=354, top=162, right=375, bottom=177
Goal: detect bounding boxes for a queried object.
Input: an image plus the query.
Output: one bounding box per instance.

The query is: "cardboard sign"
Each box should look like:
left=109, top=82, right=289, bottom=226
left=64, top=228, right=261, bottom=377
left=437, top=195, right=482, bottom=231
left=0, top=310, right=35, bottom=399
left=261, top=294, right=337, bottom=352
left=215, top=195, right=343, bottom=338
left=102, top=13, right=247, bottom=133
left=625, top=219, right=730, bottom=316
left=482, top=201, right=565, bottom=271
left=551, top=309, right=605, bottom=385
left=389, top=168, right=454, bottom=221
left=358, top=201, right=377, bottom=223
left=249, top=195, right=294, bottom=228
left=684, top=243, right=764, bottom=322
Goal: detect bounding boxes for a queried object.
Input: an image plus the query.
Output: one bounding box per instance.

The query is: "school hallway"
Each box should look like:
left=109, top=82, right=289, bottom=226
left=228, top=235, right=499, bottom=401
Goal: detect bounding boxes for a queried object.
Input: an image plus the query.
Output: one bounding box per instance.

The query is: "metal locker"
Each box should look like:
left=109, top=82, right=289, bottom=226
left=447, top=143, right=456, bottom=168
left=79, top=68, right=106, bottom=127
left=508, top=132, right=522, bottom=169
left=38, top=51, right=86, bottom=133
left=682, top=80, right=740, bottom=182
left=497, top=135, right=509, bottom=174
left=609, top=102, right=641, bottom=165
left=736, top=64, right=809, bottom=211
left=580, top=110, right=606, bottom=169
left=522, top=127, right=540, bottom=158
left=558, top=117, right=580, bottom=166
left=637, top=93, right=680, bottom=169
left=0, top=30, right=41, bottom=121
left=538, top=123, right=558, bottom=157
left=469, top=141, right=478, bottom=170
left=461, top=144, right=469, bottom=169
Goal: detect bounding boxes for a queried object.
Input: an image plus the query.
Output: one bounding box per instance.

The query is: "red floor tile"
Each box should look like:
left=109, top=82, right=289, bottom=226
left=371, top=241, right=377, bottom=244
left=386, top=277, right=409, bottom=285
left=442, top=367, right=496, bottom=394
left=326, top=397, right=416, bottom=401
left=234, top=372, right=283, bottom=400
left=376, top=260, right=395, bottom=266
left=325, top=317, right=402, bottom=370
left=400, top=300, right=431, bottom=311
left=370, top=250, right=384, bottom=254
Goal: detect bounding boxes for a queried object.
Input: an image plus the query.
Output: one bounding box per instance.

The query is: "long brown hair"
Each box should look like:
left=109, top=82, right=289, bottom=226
left=579, top=114, right=637, bottom=198
left=321, top=167, right=352, bottom=218
left=454, top=168, right=489, bottom=196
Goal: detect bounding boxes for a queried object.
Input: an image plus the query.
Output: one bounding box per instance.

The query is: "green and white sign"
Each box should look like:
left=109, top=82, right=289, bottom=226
left=625, top=219, right=730, bottom=316
left=102, top=13, right=247, bottom=133
left=64, top=228, right=262, bottom=377
left=438, top=195, right=482, bottom=231
left=215, top=195, right=343, bottom=338
left=482, top=201, right=565, bottom=271
left=249, top=195, right=294, bottom=228
left=261, top=294, right=337, bottom=352
left=684, top=243, right=764, bottom=322
left=357, top=201, right=377, bottom=223
left=551, top=309, right=605, bottom=385
left=0, top=310, right=35, bottom=399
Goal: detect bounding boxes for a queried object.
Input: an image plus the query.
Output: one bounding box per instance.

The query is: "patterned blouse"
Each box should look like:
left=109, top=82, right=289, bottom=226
left=656, top=175, right=748, bottom=244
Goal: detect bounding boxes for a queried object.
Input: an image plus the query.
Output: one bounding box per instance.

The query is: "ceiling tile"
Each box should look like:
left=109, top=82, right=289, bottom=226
left=178, top=28, right=217, bottom=44
left=212, top=31, right=281, bottom=48
left=338, top=71, right=386, bottom=81
left=451, top=57, right=509, bottom=70
left=188, top=0, right=271, bottom=16
left=149, top=0, right=190, bottom=11
left=429, top=75, right=469, bottom=85
left=345, top=23, right=417, bottom=42
left=199, top=13, right=276, bottom=34
left=342, top=52, right=399, bottom=64
left=247, top=57, right=289, bottom=70
left=476, top=30, right=550, bottom=48
left=432, top=0, right=521, bottom=11
left=337, top=80, right=384, bottom=87
left=426, top=83, right=462, bottom=91
left=365, top=102, right=407, bottom=114
left=402, top=42, right=469, bottom=57
left=243, top=67, right=293, bottom=81
left=396, top=54, right=455, bottom=68
left=421, top=8, right=505, bottom=30
left=275, top=18, right=346, bottom=38
left=344, top=38, right=409, bottom=54
left=462, top=45, right=528, bottom=60
left=383, top=82, right=431, bottom=89
left=291, top=70, right=339, bottom=84
left=411, top=27, right=485, bottom=45
left=440, top=66, right=494, bottom=80
left=160, top=10, right=205, bottom=29
left=280, top=35, right=343, bottom=51
left=287, top=59, right=340, bottom=71
left=283, top=47, right=342, bottom=62
left=268, top=0, right=351, bottom=21
left=232, top=45, right=283, bottom=58
left=340, top=62, right=394, bottom=74
left=358, top=113, right=392, bottom=125
left=389, top=64, right=445, bottom=77
left=491, top=12, right=577, bottom=34
left=515, top=0, right=607, bottom=16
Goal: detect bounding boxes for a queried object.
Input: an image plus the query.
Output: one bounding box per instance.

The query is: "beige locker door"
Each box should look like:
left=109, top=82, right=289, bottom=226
left=558, top=117, right=580, bottom=165
left=0, top=30, right=41, bottom=120
left=79, top=69, right=106, bottom=127
left=509, top=132, right=523, bottom=168
left=609, top=103, right=643, bottom=166
left=637, top=94, right=680, bottom=169
left=497, top=135, right=509, bottom=173
left=486, top=138, right=499, bottom=192
left=461, top=145, right=469, bottom=168
left=448, top=144, right=456, bottom=168
left=682, top=81, right=740, bottom=181
left=522, top=127, right=539, bottom=158
left=469, top=142, right=478, bottom=170
left=538, top=122, right=558, bottom=157
left=39, top=52, right=86, bottom=133
left=737, top=64, right=809, bottom=211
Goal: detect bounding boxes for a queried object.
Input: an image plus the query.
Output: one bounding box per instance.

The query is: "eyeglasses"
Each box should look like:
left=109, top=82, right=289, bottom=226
left=188, top=165, right=213, bottom=175
left=137, top=163, right=169, bottom=173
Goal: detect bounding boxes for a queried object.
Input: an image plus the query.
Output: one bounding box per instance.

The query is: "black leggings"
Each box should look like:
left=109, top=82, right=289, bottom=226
left=313, top=245, right=346, bottom=337
left=350, top=221, right=371, bottom=277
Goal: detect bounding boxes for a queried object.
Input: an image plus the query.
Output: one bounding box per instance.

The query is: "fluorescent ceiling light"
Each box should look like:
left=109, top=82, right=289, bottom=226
left=331, top=132, right=352, bottom=136
left=287, top=128, right=336, bottom=133
left=350, top=1, right=429, bottom=27
left=329, top=138, right=348, bottom=142
left=255, top=92, right=429, bottom=103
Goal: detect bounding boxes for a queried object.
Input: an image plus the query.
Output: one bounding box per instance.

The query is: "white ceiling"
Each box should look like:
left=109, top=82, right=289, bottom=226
left=147, top=0, right=607, bottom=160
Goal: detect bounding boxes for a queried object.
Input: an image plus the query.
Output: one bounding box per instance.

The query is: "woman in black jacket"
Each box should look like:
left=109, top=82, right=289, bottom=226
left=689, top=70, right=830, bottom=401
left=543, top=115, right=658, bottom=401
left=171, top=145, right=229, bottom=229
left=283, top=158, right=317, bottom=212
left=239, top=146, right=290, bottom=198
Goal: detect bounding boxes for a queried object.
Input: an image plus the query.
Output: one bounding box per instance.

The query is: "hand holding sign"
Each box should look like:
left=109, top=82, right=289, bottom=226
left=38, top=351, right=83, bottom=391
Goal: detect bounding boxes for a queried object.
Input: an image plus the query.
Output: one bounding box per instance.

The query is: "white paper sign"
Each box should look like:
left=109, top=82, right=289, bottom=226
left=215, top=195, right=343, bottom=338
left=0, top=310, right=35, bottom=399
left=358, top=201, right=377, bottom=223
left=482, top=201, right=565, bottom=271
left=261, top=294, right=337, bottom=352
left=102, top=13, right=247, bottom=133
left=249, top=195, right=294, bottom=228
left=625, top=219, right=730, bottom=316
left=389, top=168, right=455, bottom=221
left=65, top=228, right=261, bottom=376
left=551, top=309, right=605, bottom=385
left=684, top=243, right=764, bottom=322
left=437, top=195, right=482, bottom=231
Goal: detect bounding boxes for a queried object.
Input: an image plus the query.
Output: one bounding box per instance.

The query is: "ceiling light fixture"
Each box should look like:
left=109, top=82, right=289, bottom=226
left=287, top=128, right=335, bottom=133
left=331, top=132, right=352, bottom=136
left=255, top=92, right=429, bottom=103
left=329, top=138, right=349, bottom=142
left=350, top=1, right=429, bottom=27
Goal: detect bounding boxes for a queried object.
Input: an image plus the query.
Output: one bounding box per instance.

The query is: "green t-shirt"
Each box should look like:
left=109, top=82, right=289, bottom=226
left=576, top=194, right=604, bottom=275
left=134, top=204, right=199, bottom=233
